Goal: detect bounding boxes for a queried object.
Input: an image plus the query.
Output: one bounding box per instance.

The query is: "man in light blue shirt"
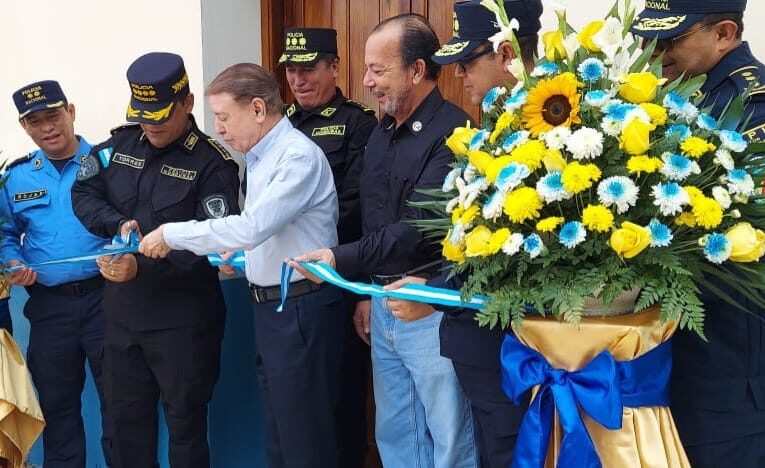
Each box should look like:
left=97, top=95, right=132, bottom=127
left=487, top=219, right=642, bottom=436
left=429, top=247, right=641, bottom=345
left=139, top=63, right=348, bottom=467
left=0, top=80, right=113, bottom=468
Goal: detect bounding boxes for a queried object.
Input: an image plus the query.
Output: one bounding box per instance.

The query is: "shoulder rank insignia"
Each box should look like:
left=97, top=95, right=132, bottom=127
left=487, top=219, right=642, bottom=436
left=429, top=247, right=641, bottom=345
left=13, top=189, right=47, bottom=203
left=33, top=158, right=43, bottom=170
left=207, top=138, right=233, bottom=161
left=345, top=99, right=375, bottom=115
left=109, top=122, right=141, bottom=135
left=184, top=132, right=199, bottom=151
left=286, top=103, right=297, bottom=118
left=319, top=107, right=337, bottom=118
left=729, top=65, right=764, bottom=93
left=6, top=153, right=33, bottom=170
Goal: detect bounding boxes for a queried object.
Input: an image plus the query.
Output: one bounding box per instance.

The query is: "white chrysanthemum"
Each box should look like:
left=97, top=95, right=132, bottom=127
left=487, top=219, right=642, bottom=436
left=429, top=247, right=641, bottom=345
left=501, top=233, right=525, bottom=256
left=726, top=169, right=756, bottom=196
left=445, top=196, right=460, bottom=214
left=585, top=90, right=612, bottom=108
left=711, top=186, right=732, bottom=209
left=601, top=117, right=622, bottom=137
left=714, top=148, right=735, bottom=171
left=450, top=222, right=467, bottom=244
left=652, top=182, right=690, bottom=216
left=719, top=130, right=748, bottom=153
left=536, top=171, right=573, bottom=203
left=463, top=163, right=478, bottom=183
left=566, top=127, right=604, bottom=160
left=458, top=177, right=489, bottom=208
left=541, top=126, right=571, bottom=150
left=482, top=190, right=506, bottom=221
left=660, top=153, right=701, bottom=181
left=597, top=176, right=639, bottom=214
left=677, top=102, right=700, bottom=123
left=442, top=167, right=462, bottom=192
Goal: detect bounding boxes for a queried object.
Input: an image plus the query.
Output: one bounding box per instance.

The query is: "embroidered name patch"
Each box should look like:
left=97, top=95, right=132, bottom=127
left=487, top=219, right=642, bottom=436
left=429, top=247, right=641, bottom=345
left=312, top=125, right=346, bottom=137
left=14, top=189, right=47, bottom=202
left=160, top=165, right=197, bottom=181
left=112, top=153, right=145, bottom=170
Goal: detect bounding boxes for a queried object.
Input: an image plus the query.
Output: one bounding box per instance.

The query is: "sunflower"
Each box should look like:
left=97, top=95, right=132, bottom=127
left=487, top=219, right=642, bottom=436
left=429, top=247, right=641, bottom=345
left=522, top=73, right=582, bottom=137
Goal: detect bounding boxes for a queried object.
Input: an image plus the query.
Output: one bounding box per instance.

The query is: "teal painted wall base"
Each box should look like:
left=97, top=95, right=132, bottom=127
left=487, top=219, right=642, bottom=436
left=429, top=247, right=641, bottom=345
left=11, top=277, right=267, bottom=468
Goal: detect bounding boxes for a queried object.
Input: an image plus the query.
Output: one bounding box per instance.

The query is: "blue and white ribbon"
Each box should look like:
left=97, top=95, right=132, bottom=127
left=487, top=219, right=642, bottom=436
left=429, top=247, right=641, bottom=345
left=278, top=261, right=488, bottom=312
left=206, top=251, right=246, bottom=270
left=5, top=231, right=140, bottom=273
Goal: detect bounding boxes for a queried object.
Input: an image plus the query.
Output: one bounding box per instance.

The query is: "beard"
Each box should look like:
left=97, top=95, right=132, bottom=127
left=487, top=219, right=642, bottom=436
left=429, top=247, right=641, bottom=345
left=374, top=84, right=411, bottom=118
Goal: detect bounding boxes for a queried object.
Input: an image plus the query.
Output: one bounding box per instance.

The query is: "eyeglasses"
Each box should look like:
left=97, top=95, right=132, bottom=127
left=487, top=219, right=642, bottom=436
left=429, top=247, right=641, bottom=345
left=455, top=47, right=494, bottom=73
left=655, top=23, right=714, bottom=51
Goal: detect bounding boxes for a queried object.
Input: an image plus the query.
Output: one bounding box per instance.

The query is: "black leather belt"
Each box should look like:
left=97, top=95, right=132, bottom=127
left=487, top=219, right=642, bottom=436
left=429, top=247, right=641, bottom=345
left=28, top=275, right=104, bottom=297
left=370, top=273, right=409, bottom=286
left=249, top=279, right=322, bottom=304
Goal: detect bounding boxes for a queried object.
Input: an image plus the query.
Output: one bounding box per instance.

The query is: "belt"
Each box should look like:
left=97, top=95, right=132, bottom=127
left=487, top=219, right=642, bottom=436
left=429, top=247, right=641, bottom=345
left=370, top=261, right=440, bottom=286
left=28, top=275, right=104, bottom=297
left=249, top=279, right=322, bottom=304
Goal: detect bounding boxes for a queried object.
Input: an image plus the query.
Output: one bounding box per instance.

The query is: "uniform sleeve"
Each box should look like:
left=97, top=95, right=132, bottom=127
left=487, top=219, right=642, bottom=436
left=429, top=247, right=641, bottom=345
left=332, top=138, right=452, bottom=278
left=337, top=113, right=376, bottom=244
left=157, top=158, right=242, bottom=273
left=164, top=150, right=329, bottom=254
left=71, top=139, right=127, bottom=238
left=0, top=176, right=24, bottom=264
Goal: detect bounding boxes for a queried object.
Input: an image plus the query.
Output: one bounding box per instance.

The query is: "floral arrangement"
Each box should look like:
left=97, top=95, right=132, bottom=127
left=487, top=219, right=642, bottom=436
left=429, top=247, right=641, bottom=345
left=429, top=0, right=765, bottom=336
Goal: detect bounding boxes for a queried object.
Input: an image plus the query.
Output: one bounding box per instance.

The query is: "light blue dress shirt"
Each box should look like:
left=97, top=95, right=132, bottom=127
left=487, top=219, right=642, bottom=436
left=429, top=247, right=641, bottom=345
left=164, top=116, right=338, bottom=286
left=0, top=136, right=108, bottom=286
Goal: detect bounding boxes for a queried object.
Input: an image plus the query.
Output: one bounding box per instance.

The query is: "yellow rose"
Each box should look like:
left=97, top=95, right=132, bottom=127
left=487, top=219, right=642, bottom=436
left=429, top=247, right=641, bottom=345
left=542, top=30, right=566, bottom=62
left=445, top=125, right=477, bottom=156
left=468, top=150, right=494, bottom=174
left=542, top=149, right=567, bottom=172
left=442, top=232, right=466, bottom=264
left=609, top=222, right=651, bottom=259
left=620, top=118, right=653, bottom=155
left=578, top=20, right=604, bottom=51
left=725, top=222, right=765, bottom=262
left=465, top=226, right=494, bottom=257
left=619, top=72, right=664, bottom=104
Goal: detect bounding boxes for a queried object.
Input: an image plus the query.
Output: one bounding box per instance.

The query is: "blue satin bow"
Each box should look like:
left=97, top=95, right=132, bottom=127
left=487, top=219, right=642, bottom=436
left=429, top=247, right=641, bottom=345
left=500, top=333, right=671, bottom=468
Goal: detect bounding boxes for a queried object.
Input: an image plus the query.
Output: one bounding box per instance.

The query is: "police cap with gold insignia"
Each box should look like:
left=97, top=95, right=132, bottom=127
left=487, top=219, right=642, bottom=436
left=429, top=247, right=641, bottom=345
left=13, top=80, right=68, bottom=120
left=278, top=28, right=338, bottom=66
left=433, top=0, right=543, bottom=65
left=126, top=52, right=190, bottom=125
left=631, top=0, right=747, bottom=40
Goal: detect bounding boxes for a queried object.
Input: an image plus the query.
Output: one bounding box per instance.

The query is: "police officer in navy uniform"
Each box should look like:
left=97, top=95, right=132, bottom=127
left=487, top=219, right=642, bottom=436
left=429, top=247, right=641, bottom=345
left=71, top=52, right=240, bottom=468
left=0, top=80, right=113, bottom=467
left=632, top=1, right=765, bottom=466
left=279, top=27, right=378, bottom=467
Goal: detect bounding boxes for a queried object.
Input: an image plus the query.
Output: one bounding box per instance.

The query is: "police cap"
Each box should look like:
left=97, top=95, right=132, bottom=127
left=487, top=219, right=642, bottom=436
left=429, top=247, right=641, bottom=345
left=433, top=0, right=543, bottom=65
left=13, top=80, right=68, bottom=119
left=125, top=52, right=190, bottom=125
left=632, top=0, right=747, bottom=40
left=278, top=28, right=338, bottom=66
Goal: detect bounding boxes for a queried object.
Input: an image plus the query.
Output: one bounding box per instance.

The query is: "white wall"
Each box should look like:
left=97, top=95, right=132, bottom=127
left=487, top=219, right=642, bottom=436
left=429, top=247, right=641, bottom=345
left=0, top=0, right=205, bottom=161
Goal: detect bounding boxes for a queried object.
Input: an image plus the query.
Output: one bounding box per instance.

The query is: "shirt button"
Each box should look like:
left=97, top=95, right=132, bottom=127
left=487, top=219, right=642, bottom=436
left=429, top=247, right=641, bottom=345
left=378, top=203, right=383, bottom=208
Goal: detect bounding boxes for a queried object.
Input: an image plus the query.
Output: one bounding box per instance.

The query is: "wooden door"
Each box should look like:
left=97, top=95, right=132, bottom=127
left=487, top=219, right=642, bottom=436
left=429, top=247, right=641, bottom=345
left=261, top=0, right=480, bottom=123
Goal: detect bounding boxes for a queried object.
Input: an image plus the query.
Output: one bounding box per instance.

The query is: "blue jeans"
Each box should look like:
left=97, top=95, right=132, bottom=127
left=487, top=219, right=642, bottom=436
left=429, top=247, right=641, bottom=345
left=371, top=296, right=478, bottom=468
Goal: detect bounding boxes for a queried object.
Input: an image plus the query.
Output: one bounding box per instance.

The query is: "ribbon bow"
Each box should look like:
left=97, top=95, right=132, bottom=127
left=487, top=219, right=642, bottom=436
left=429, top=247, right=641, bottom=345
left=501, top=333, right=671, bottom=468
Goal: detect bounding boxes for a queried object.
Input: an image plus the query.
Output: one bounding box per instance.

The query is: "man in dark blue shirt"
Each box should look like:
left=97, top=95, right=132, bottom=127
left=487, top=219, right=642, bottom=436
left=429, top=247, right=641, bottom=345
left=632, top=1, right=765, bottom=466
left=292, top=13, right=478, bottom=467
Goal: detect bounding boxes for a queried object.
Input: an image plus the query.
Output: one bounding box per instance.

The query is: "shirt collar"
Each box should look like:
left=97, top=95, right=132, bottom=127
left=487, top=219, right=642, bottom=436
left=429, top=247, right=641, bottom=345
left=246, top=116, right=292, bottom=162
left=702, top=42, right=755, bottom=94
left=380, top=87, right=444, bottom=137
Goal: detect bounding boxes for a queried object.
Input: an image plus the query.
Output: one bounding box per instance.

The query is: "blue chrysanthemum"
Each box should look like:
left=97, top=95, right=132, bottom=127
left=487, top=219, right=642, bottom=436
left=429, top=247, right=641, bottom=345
left=652, top=182, right=690, bottom=216
left=596, top=176, right=639, bottom=214
left=504, top=90, right=528, bottom=113
left=661, top=153, right=699, bottom=181
left=663, top=92, right=687, bottom=113
left=703, top=233, right=732, bottom=264
left=720, top=130, right=748, bottom=152
left=523, top=234, right=544, bottom=258
left=648, top=219, right=673, bottom=247
left=536, top=171, right=572, bottom=203
left=729, top=168, right=749, bottom=183
left=495, top=163, right=531, bottom=192
left=585, top=90, right=610, bottom=108
left=531, top=61, right=559, bottom=77
left=501, top=130, right=530, bottom=152
left=469, top=129, right=489, bottom=151
left=577, top=58, right=606, bottom=83
left=665, top=124, right=691, bottom=141
left=482, top=86, right=505, bottom=113
left=696, top=113, right=718, bottom=131
left=604, top=102, right=638, bottom=122
left=559, top=221, right=587, bottom=249
left=482, top=189, right=506, bottom=221
left=442, top=166, right=463, bottom=192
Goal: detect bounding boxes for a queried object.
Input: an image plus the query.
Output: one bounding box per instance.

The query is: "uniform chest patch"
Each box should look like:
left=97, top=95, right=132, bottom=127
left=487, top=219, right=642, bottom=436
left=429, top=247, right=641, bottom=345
left=311, top=125, right=346, bottom=137
left=160, top=164, right=197, bottom=181
left=13, top=189, right=47, bottom=202
left=112, top=153, right=145, bottom=170
left=203, top=194, right=229, bottom=219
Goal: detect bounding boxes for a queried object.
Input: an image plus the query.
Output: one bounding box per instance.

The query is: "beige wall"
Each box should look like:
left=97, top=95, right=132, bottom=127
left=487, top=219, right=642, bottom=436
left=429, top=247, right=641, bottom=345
left=1, top=0, right=765, bottom=161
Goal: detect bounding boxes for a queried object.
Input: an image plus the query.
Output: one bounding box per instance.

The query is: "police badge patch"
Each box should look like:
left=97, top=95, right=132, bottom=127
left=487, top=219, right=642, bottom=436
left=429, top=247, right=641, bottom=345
left=203, top=194, right=229, bottom=219
left=76, top=154, right=100, bottom=181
